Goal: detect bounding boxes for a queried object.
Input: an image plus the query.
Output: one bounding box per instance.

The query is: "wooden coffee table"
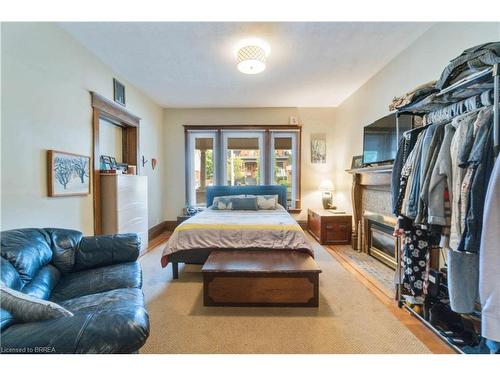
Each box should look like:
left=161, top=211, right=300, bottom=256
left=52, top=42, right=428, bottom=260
left=202, top=250, right=321, bottom=307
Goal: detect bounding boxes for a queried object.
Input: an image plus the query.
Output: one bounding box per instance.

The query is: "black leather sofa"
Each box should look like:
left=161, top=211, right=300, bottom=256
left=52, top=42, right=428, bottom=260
left=0, top=228, right=150, bottom=354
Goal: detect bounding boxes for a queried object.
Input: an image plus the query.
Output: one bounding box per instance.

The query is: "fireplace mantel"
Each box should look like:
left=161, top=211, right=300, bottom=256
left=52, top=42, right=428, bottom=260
left=346, top=165, right=393, bottom=250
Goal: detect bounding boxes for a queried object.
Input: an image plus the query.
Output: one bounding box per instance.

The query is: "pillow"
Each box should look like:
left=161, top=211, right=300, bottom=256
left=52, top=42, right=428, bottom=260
left=247, top=194, right=279, bottom=210
left=231, top=197, right=259, bottom=210
left=211, top=195, right=245, bottom=210
left=0, top=284, right=73, bottom=323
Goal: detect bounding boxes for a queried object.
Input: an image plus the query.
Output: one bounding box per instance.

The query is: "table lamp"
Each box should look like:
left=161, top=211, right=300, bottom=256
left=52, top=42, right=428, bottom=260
left=319, top=180, right=336, bottom=209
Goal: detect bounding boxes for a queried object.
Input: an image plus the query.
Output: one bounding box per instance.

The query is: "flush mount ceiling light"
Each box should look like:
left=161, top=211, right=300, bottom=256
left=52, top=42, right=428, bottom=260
left=235, top=38, right=271, bottom=75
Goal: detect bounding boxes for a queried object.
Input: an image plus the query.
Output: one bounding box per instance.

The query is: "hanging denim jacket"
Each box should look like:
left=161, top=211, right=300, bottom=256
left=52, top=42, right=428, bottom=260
left=405, top=125, right=436, bottom=219
left=449, top=111, right=479, bottom=251
left=458, top=106, right=495, bottom=253
left=391, top=126, right=427, bottom=216
left=415, top=123, right=446, bottom=224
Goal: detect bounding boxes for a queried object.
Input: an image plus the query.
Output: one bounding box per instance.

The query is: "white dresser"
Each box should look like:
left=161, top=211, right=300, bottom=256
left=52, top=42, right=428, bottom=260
left=100, top=174, right=148, bottom=254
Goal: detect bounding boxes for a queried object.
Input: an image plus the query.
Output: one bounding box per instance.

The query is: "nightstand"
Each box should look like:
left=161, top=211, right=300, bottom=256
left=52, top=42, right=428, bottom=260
left=177, top=215, right=192, bottom=225
left=307, top=208, right=352, bottom=245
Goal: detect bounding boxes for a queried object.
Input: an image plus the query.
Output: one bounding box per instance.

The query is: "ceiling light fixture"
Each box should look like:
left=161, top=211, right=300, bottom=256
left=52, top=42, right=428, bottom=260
left=235, top=38, right=270, bottom=75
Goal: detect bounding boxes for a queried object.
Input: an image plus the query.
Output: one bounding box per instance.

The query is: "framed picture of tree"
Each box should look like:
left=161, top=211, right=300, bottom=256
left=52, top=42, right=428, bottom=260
left=47, top=150, right=91, bottom=197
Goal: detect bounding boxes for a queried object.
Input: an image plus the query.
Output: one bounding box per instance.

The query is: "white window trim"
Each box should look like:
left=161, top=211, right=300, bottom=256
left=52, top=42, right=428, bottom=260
left=221, top=131, right=265, bottom=186
left=270, top=132, right=298, bottom=209
left=187, top=131, right=217, bottom=206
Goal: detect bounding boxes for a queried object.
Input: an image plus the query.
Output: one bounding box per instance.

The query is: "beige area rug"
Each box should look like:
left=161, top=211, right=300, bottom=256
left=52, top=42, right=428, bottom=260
left=139, top=236, right=431, bottom=354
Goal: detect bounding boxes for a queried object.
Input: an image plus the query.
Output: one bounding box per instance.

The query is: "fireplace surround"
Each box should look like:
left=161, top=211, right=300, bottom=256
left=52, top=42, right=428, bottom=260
left=366, top=219, right=399, bottom=269
left=346, top=164, right=393, bottom=252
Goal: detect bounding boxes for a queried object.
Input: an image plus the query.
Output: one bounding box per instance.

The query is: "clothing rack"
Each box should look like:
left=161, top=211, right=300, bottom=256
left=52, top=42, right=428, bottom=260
left=394, top=63, right=500, bottom=354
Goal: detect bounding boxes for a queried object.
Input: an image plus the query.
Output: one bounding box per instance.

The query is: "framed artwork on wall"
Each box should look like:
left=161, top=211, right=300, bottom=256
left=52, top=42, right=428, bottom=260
left=311, top=133, right=326, bottom=164
left=113, top=78, right=126, bottom=106
left=47, top=150, right=91, bottom=197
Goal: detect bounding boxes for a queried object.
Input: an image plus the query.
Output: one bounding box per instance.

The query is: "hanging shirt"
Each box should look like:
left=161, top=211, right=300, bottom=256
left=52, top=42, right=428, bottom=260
left=427, top=123, right=456, bottom=230
left=416, top=122, right=446, bottom=225
left=458, top=106, right=495, bottom=253
left=480, top=155, right=500, bottom=342
left=449, top=111, right=479, bottom=251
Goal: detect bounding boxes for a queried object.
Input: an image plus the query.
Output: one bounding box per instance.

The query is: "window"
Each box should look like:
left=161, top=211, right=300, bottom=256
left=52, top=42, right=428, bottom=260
left=271, top=132, right=298, bottom=208
left=223, top=132, right=264, bottom=186
left=185, top=126, right=301, bottom=209
left=187, top=132, right=217, bottom=206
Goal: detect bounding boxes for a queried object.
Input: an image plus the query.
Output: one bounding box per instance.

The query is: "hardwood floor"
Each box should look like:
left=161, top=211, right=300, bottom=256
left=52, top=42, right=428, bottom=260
left=141, top=230, right=172, bottom=257
left=326, top=246, right=456, bottom=354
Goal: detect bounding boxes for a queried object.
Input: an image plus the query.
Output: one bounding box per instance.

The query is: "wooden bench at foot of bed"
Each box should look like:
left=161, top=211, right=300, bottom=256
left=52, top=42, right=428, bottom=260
left=201, top=250, right=321, bottom=307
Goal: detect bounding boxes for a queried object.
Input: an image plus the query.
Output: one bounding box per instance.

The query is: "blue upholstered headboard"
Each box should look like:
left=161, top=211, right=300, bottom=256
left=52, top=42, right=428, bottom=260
left=206, top=185, right=288, bottom=208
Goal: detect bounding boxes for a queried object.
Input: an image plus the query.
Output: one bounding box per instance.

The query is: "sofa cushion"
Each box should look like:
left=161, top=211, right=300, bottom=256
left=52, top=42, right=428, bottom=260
left=21, top=264, right=61, bottom=300
left=74, top=233, right=141, bottom=272
left=59, top=288, right=145, bottom=314
left=0, top=309, right=15, bottom=332
left=1, top=258, right=23, bottom=330
left=1, top=296, right=149, bottom=354
left=0, top=229, right=53, bottom=285
left=68, top=288, right=149, bottom=353
left=50, top=261, right=142, bottom=302
left=1, top=258, right=23, bottom=291
left=0, top=284, right=73, bottom=323
left=45, top=228, right=83, bottom=274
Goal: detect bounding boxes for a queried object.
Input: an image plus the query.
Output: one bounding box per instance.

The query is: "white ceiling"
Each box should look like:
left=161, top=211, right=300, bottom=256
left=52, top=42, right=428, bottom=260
left=59, top=22, right=433, bottom=108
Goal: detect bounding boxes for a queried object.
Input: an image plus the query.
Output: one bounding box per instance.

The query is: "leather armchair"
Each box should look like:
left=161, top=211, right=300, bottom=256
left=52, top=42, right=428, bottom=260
left=0, top=228, right=150, bottom=354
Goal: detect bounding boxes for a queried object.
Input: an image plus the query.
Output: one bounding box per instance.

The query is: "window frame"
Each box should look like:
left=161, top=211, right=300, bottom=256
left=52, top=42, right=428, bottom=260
left=186, top=130, right=218, bottom=207
left=222, top=130, right=265, bottom=187
left=184, top=125, right=302, bottom=211
left=270, top=131, right=299, bottom=209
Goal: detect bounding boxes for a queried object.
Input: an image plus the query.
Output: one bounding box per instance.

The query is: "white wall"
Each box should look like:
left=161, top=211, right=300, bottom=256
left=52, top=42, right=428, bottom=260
left=1, top=23, right=166, bottom=234
left=163, top=107, right=336, bottom=221
left=99, top=118, right=123, bottom=163
left=333, top=22, right=500, bottom=213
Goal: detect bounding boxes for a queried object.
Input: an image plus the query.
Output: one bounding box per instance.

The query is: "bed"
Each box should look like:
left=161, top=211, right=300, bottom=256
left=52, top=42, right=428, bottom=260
left=161, top=185, right=315, bottom=279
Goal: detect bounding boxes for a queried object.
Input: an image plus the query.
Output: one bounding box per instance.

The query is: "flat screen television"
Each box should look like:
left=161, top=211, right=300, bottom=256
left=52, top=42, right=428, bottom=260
left=362, top=113, right=412, bottom=166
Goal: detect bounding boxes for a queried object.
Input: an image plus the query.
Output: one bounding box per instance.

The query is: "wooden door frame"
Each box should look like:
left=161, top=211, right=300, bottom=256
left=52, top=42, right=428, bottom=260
left=91, top=91, right=141, bottom=234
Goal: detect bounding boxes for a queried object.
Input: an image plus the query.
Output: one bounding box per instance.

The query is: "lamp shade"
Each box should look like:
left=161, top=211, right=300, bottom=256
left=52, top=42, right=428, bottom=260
left=319, top=179, right=335, bottom=192
left=235, top=38, right=270, bottom=75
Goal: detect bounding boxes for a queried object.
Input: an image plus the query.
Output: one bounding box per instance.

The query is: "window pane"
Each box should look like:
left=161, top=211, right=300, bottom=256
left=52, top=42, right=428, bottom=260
left=274, top=137, right=293, bottom=205
left=226, top=137, right=260, bottom=186
left=194, top=138, right=214, bottom=205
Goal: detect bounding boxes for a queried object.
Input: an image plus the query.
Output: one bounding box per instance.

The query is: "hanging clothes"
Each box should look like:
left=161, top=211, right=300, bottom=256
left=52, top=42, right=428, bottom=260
left=442, top=110, right=481, bottom=313
left=402, top=226, right=431, bottom=304
left=403, top=130, right=428, bottom=220
left=427, top=123, right=455, bottom=228
left=479, top=141, right=500, bottom=343
left=416, top=122, right=446, bottom=224
left=458, top=106, right=495, bottom=253
left=394, top=130, right=424, bottom=218
left=391, top=126, right=427, bottom=216
left=447, top=250, right=479, bottom=313
left=449, top=111, right=479, bottom=251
